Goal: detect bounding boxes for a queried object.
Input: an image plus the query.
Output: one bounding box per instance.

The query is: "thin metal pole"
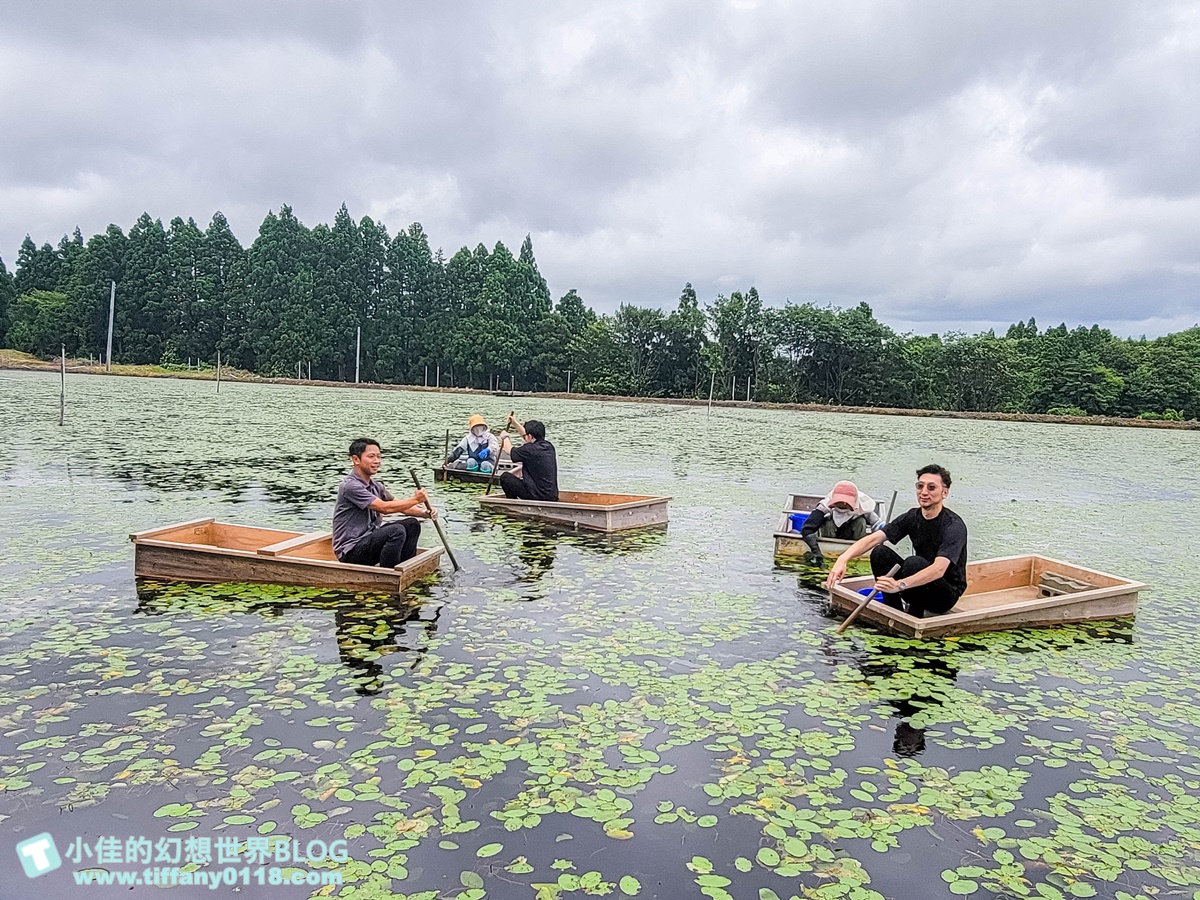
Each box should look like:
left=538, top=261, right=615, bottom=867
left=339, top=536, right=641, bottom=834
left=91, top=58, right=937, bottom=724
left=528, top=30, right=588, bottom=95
left=216, top=350, right=221, bottom=394
left=105, top=280, right=116, bottom=371
left=436, top=365, right=440, bottom=388
left=307, top=361, right=311, bottom=380
left=566, top=369, right=572, bottom=394
left=424, top=365, right=428, bottom=387
left=707, top=371, right=715, bottom=417
left=730, top=376, right=735, bottom=400
left=354, top=326, right=361, bottom=384
left=746, top=378, right=751, bottom=402
left=59, top=345, right=65, bottom=426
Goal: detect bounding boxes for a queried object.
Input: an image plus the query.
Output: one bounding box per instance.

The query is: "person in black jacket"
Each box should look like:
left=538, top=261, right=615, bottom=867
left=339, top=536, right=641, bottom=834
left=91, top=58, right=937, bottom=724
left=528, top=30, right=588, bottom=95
left=825, top=464, right=967, bottom=618
left=498, top=415, right=559, bottom=502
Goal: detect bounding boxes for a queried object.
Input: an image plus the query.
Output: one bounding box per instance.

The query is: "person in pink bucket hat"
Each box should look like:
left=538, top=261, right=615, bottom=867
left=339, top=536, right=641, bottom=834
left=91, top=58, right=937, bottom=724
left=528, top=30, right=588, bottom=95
left=797, top=480, right=883, bottom=565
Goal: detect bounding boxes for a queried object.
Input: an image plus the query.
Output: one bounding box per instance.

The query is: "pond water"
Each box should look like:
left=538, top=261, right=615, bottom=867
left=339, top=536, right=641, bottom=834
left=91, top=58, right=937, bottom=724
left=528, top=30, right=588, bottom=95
left=1, top=370, right=1198, bottom=900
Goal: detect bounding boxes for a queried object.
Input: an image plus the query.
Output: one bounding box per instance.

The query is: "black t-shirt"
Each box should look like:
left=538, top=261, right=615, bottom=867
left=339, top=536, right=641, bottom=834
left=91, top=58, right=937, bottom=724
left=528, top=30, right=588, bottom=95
left=883, top=507, right=969, bottom=597
left=509, top=439, right=559, bottom=501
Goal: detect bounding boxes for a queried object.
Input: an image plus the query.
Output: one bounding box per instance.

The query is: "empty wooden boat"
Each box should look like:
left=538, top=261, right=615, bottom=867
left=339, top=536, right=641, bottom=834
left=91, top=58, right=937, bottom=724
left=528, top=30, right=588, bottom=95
left=131, top=519, right=443, bottom=593
left=827, top=554, right=1145, bottom=638
left=478, top=490, right=670, bottom=533
left=433, top=461, right=521, bottom=485
left=774, top=492, right=893, bottom=558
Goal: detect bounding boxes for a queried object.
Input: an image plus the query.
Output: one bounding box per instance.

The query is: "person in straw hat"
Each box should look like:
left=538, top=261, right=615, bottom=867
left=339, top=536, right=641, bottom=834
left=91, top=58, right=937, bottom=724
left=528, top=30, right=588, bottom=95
left=445, top=414, right=502, bottom=473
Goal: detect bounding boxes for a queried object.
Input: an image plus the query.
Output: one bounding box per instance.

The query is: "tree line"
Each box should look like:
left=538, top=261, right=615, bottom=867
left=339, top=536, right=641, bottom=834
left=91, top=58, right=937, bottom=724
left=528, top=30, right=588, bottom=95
left=1, top=205, right=1197, bottom=420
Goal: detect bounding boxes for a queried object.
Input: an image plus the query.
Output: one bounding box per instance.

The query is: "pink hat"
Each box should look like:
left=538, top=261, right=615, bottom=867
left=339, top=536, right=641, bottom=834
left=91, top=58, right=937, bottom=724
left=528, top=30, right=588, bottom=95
left=830, top=480, right=859, bottom=507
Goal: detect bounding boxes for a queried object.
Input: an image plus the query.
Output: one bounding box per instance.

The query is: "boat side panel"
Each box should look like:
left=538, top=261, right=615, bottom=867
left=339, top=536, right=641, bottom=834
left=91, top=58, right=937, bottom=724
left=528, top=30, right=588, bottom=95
left=129, top=518, right=216, bottom=542
left=914, top=591, right=1140, bottom=638
left=964, top=556, right=1034, bottom=594
left=1029, top=556, right=1132, bottom=589
left=604, top=500, right=669, bottom=531
left=135, top=544, right=441, bottom=593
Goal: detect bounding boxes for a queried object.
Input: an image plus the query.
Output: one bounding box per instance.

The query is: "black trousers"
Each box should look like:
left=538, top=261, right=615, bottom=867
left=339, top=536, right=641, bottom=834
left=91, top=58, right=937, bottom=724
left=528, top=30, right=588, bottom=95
left=870, top=544, right=959, bottom=618
left=500, top=472, right=536, bottom=500
left=341, top=519, right=421, bottom=568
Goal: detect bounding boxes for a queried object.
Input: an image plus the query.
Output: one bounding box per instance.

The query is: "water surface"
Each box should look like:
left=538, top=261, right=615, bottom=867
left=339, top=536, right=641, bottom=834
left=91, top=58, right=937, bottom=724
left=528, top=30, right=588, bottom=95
left=1, top=371, right=1198, bottom=900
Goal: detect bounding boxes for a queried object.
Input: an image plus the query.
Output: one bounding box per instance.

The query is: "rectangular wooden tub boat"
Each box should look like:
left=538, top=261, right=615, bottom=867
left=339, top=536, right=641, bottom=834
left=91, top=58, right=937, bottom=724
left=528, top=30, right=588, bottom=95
left=827, top=554, right=1145, bottom=638
left=433, top=461, right=521, bottom=485
left=774, top=492, right=891, bottom=558
left=478, top=490, right=670, bottom=533
left=131, top=519, right=443, bottom=593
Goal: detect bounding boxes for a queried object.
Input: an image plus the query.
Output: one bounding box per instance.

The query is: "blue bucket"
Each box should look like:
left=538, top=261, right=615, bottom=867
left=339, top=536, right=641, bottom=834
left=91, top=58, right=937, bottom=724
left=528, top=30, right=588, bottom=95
left=788, top=512, right=809, bottom=531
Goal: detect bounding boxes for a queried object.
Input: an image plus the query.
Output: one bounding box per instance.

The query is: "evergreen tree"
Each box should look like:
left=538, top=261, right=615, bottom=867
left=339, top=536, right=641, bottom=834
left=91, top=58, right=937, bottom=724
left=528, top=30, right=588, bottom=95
left=118, top=213, right=171, bottom=363
left=56, top=228, right=85, bottom=292
left=63, top=225, right=127, bottom=358
left=0, top=256, right=15, bottom=345
left=202, top=212, right=249, bottom=367
left=14, top=236, right=63, bottom=295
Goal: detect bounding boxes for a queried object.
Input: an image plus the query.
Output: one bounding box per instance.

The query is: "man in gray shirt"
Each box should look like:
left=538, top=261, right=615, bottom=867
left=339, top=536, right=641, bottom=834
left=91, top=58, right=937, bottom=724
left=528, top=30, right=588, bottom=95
left=332, top=438, right=436, bottom=567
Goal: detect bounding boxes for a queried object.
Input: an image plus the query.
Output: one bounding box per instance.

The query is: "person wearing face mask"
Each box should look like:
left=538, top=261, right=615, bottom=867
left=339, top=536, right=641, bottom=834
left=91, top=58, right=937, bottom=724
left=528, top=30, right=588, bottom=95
left=798, top=480, right=883, bottom=565
left=445, top=415, right=502, bottom=473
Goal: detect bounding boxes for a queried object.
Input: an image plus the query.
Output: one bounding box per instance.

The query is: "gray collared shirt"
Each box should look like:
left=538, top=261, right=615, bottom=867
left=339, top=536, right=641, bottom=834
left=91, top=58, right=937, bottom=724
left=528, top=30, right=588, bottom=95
left=332, top=472, right=394, bottom=559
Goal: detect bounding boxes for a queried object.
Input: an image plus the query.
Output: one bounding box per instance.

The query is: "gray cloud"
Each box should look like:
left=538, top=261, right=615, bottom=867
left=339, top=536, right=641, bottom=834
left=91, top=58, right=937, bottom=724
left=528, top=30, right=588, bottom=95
left=1, top=1, right=1197, bottom=337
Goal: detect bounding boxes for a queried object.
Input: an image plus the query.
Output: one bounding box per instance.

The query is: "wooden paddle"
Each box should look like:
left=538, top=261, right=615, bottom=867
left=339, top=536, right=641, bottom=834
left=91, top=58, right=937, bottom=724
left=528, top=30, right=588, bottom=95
left=836, top=564, right=900, bottom=634
left=410, top=469, right=461, bottom=571
left=484, top=411, right=515, bottom=496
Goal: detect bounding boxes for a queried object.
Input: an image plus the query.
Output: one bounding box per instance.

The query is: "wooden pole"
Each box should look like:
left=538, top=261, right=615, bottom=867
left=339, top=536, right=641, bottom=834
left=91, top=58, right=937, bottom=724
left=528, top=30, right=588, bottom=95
left=410, top=469, right=460, bottom=571
left=105, top=280, right=116, bottom=372
left=485, top=413, right=514, bottom=496
left=707, top=371, right=715, bottom=417
left=443, top=428, right=451, bottom=475
left=885, top=490, right=898, bottom=523
left=59, top=344, right=65, bottom=426
left=836, top=564, right=900, bottom=634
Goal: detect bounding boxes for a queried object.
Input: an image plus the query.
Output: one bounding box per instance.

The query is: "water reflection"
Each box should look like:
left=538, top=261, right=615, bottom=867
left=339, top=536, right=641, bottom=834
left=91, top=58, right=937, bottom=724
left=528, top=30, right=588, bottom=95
left=134, top=580, right=442, bottom=695
left=473, top=514, right=668, bottom=557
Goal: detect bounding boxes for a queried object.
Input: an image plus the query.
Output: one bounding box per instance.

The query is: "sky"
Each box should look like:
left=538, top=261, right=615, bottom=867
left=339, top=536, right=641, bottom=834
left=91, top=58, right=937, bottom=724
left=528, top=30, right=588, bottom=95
left=1, top=1, right=1198, bottom=337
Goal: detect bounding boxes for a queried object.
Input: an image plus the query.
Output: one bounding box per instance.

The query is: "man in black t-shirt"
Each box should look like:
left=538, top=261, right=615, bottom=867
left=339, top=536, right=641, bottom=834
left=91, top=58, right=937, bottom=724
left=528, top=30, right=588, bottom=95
left=825, top=464, right=968, bottom=618
left=498, top=415, right=559, bottom=502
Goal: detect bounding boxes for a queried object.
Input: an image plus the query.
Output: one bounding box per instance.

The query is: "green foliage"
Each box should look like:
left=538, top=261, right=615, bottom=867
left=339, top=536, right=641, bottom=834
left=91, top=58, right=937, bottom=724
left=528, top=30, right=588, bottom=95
left=6, top=210, right=1200, bottom=421
left=6, top=290, right=69, bottom=356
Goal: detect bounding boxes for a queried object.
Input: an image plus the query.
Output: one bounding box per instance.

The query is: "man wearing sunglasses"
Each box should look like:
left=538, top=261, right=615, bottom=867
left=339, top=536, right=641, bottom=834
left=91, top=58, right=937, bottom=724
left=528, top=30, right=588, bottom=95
left=825, top=464, right=967, bottom=618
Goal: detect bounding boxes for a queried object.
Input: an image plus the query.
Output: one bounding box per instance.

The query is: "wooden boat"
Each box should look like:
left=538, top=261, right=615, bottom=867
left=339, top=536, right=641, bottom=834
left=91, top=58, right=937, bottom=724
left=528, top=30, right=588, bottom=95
left=773, top=492, right=893, bottom=558
left=131, top=519, right=443, bottom=593
left=827, top=554, right=1145, bottom=638
left=433, top=461, right=521, bottom=485
left=478, top=490, right=670, bottom=533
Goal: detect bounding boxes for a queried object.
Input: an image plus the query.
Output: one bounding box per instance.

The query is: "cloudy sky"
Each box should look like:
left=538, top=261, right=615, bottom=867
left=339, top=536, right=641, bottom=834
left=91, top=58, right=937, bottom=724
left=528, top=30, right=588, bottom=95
left=2, top=1, right=1198, bottom=336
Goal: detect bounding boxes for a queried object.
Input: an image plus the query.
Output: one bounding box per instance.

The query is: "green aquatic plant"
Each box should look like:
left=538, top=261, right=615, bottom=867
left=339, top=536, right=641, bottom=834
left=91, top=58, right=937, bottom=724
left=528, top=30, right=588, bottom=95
left=0, top=372, right=1198, bottom=897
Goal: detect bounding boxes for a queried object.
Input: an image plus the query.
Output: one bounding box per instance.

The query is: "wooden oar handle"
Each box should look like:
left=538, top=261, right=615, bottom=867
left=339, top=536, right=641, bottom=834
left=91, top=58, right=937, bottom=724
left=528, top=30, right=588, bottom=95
left=835, top=564, right=901, bottom=634
left=410, top=468, right=461, bottom=571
